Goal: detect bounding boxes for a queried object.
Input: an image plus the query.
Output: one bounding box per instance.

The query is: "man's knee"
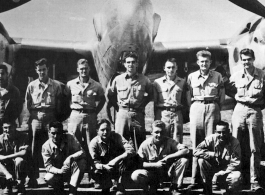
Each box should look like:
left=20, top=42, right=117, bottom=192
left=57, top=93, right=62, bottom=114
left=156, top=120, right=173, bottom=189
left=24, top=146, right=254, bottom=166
left=198, top=158, right=206, bottom=167
left=75, top=158, right=87, bottom=172
left=226, top=171, right=242, bottom=190
left=131, top=169, right=149, bottom=184
left=14, top=157, right=25, bottom=167
left=179, top=157, right=189, bottom=166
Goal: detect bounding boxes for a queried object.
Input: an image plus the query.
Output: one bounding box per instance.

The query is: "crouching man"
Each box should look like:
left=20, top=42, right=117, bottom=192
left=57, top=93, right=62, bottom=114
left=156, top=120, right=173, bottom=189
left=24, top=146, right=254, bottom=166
left=0, top=121, right=30, bottom=195
left=194, top=121, right=242, bottom=194
left=42, top=121, right=86, bottom=195
left=131, top=120, right=189, bottom=195
left=89, top=119, right=136, bottom=195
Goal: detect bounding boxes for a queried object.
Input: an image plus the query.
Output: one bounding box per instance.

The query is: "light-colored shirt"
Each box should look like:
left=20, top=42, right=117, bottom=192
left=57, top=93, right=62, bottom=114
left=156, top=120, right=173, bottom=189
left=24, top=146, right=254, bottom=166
left=42, top=133, right=85, bottom=174
left=106, top=73, right=152, bottom=109
left=65, top=77, right=104, bottom=110
left=138, top=136, right=187, bottom=162
left=226, top=67, right=265, bottom=105
left=187, top=70, right=225, bottom=104
left=89, top=131, right=135, bottom=170
left=25, top=78, right=62, bottom=110
left=194, top=134, right=241, bottom=172
left=153, top=75, right=186, bottom=108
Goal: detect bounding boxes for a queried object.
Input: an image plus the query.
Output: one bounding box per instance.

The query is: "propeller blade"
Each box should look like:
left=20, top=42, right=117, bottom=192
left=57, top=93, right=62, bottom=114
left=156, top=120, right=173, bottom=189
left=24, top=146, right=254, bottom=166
left=229, top=0, right=265, bottom=18
left=0, top=0, right=31, bottom=13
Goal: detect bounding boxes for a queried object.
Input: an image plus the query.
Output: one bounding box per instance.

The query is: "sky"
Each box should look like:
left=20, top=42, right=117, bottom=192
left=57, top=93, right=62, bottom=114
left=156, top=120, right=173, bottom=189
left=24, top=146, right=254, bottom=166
left=0, top=0, right=265, bottom=43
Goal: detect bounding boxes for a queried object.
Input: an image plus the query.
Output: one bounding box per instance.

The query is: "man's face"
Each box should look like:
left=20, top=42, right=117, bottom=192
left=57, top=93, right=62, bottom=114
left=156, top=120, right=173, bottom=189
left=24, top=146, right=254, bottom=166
left=197, top=56, right=211, bottom=72
left=97, top=122, right=111, bottom=142
left=36, top=64, right=48, bottom=80
left=77, top=63, right=90, bottom=78
left=49, top=127, right=63, bottom=145
left=216, top=125, right=229, bottom=143
left=151, top=126, right=165, bottom=144
left=241, top=54, right=254, bottom=69
left=0, top=69, right=8, bottom=85
left=3, top=123, right=15, bottom=139
left=164, top=61, right=177, bottom=77
left=124, top=57, right=138, bottom=75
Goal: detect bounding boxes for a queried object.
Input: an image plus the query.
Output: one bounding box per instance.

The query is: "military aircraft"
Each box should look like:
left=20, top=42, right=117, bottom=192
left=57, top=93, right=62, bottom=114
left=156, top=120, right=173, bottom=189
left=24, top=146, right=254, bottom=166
left=0, top=0, right=265, bottom=110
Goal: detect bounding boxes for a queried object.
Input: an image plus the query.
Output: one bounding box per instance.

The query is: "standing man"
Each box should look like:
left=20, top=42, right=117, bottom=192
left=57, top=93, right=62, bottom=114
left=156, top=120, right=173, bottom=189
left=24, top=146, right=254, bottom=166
left=25, top=58, right=62, bottom=187
left=106, top=52, right=153, bottom=150
left=0, top=64, right=21, bottom=134
left=153, top=58, right=187, bottom=143
left=226, top=48, right=265, bottom=192
left=42, top=121, right=86, bottom=195
left=65, top=59, right=105, bottom=154
left=131, top=120, right=189, bottom=195
left=187, top=50, right=225, bottom=189
left=194, top=121, right=242, bottom=194
left=0, top=121, right=30, bottom=195
left=89, top=119, right=135, bottom=194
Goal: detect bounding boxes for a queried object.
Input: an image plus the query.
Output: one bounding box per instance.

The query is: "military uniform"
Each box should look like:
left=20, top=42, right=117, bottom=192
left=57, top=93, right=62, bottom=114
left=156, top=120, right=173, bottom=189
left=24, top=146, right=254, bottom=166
left=25, top=78, right=62, bottom=179
left=153, top=75, right=187, bottom=143
left=226, top=67, right=265, bottom=185
left=131, top=136, right=189, bottom=187
left=65, top=77, right=104, bottom=152
left=194, top=134, right=242, bottom=192
left=42, top=133, right=86, bottom=188
left=106, top=73, right=152, bottom=150
left=187, top=70, right=225, bottom=184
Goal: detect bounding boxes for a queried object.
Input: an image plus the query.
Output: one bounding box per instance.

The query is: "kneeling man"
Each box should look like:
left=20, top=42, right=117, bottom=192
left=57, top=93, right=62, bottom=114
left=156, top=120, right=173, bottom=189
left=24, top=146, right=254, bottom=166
left=42, top=121, right=86, bottom=195
left=89, top=119, right=136, bottom=195
left=131, top=120, right=189, bottom=195
left=194, top=121, right=242, bottom=194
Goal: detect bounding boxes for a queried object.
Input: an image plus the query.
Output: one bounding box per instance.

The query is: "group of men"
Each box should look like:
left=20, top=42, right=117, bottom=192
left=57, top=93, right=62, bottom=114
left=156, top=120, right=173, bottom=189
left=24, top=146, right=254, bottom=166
left=0, top=48, right=264, bottom=195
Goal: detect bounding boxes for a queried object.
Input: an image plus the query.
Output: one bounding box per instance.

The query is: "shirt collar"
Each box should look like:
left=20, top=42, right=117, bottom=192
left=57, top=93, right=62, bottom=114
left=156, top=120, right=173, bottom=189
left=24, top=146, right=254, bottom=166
left=125, top=73, right=138, bottom=79
left=242, top=67, right=259, bottom=77
left=197, top=70, right=213, bottom=78
left=49, top=135, right=67, bottom=151
left=162, top=75, right=181, bottom=83
left=37, top=78, right=52, bottom=86
left=76, top=76, right=91, bottom=85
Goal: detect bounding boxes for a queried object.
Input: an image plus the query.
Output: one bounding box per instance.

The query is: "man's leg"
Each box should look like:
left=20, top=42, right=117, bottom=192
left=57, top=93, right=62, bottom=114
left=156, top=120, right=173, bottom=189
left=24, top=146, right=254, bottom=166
left=131, top=169, right=158, bottom=192
left=197, top=158, right=214, bottom=194
left=226, top=171, right=242, bottom=192
left=14, top=157, right=27, bottom=194
left=173, top=111, right=183, bottom=143
left=168, top=157, right=189, bottom=187
left=0, top=161, right=14, bottom=194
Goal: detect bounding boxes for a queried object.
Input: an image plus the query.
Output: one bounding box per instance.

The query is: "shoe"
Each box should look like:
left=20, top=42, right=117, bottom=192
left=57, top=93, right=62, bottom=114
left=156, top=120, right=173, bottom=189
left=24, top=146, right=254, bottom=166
left=25, top=179, right=38, bottom=188
left=116, top=183, right=126, bottom=195
left=251, top=183, right=264, bottom=192
left=169, top=183, right=180, bottom=195
left=110, top=184, right=118, bottom=192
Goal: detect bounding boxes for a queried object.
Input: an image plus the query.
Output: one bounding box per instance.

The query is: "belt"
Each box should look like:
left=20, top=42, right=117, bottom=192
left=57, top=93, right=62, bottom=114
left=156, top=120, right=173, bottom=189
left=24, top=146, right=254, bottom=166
left=72, top=109, right=96, bottom=114
left=119, top=106, right=143, bottom=113
left=194, top=100, right=216, bottom=104
left=238, top=102, right=261, bottom=108
left=158, top=106, right=182, bottom=112
left=31, top=108, right=54, bottom=112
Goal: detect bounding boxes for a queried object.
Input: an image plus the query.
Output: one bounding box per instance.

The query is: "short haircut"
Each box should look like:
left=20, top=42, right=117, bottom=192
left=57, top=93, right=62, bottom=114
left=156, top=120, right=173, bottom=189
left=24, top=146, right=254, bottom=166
left=240, top=48, right=255, bottom=60
left=49, top=121, right=63, bottom=132
left=0, top=64, right=8, bottom=73
left=215, top=121, right=229, bottom=131
left=96, top=119, right=111, bottom=130
left=164, top=58, right=177, bottom=68
left=123, top=51, right=138, bottom=62
left=77, top=59, right=89, bottom=68
left=35, top=58, right=48, bottom=68
left=196, top=50, right=211, bottom=60
left=151, top=120, right=165, bottom=132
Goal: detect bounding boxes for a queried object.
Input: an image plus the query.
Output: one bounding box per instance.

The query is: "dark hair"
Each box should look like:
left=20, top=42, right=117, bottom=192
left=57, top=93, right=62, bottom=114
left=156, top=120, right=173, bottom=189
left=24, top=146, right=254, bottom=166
left=123, top=51, right=138, bottom=62
left=216, top=120, right=229, bottom=131
left=77, top=59, right=89, bottom=68
left=0, top=64, right=8, bottom=73
left=35, top=58, right=48, bottom=68
left=240, top=48, right=255, bottom=60
left=196, top=50, right=211, bottom=60
left=164, top=58, right=177, bottom=68
left=49, top=121, right=63, bottom=132
left=151, top=120, right=165, bottom=132
left=96, top=119, right=111, bottom=130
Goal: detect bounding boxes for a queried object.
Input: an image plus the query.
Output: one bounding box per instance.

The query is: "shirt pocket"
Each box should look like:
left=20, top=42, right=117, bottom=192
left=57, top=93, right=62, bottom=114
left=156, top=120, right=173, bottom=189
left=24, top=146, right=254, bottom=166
left=72, top=90, right=83, bottom=103
left=158, top=87, right=168, bottom=101
left=32, top=92, right=41, bottom=104
left=236, top=83, right=246, bottom=97
left=46, top=92, right=55, bottom=105
left=84, top=90, right=97, bottom=104
left=192, top=83, right=201, bottom=96
left=252, top=80, right=263, bottom=97
left=134, top=84, right=146, bottom=99
left=117, top=86, right=129, bottom=100
left=207, top=83, right=218, bottom=95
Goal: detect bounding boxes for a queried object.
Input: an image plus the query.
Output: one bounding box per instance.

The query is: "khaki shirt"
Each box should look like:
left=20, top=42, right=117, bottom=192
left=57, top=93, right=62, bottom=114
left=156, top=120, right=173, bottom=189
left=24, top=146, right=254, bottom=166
left=153, top=75, right=186, bottom=108
left=194, top=134, right=241, bottom=172
left=187, top=70, right=225, bottom=104
left=65, top=77, right=104, bottom=110
left=42, top=133, right=85, bottom=174
left=226, top=68, right=265, bottom=105
left=89, top=131, right=135, bottom=170
left=25, top=78, right=62, bottom=110
left=138, top=136, right=188, bottom=162
left=106, top=73, right=152, bottom=109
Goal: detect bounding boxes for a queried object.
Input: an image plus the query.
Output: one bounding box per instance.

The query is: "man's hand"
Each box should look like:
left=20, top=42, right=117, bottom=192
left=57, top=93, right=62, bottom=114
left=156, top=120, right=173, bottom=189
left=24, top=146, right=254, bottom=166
left=63, top=156, right=73, bottom=166
left=5, top=172, right=13, bottom=181
left=160, top=156, right=169, bottom=163
left=155, top=161, right=166, bottom=169
left=107, top=159, right=117, bottom=167
left=58, top=165, right=69, bottom=174
left=103, top=164, right=114, bottom=172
